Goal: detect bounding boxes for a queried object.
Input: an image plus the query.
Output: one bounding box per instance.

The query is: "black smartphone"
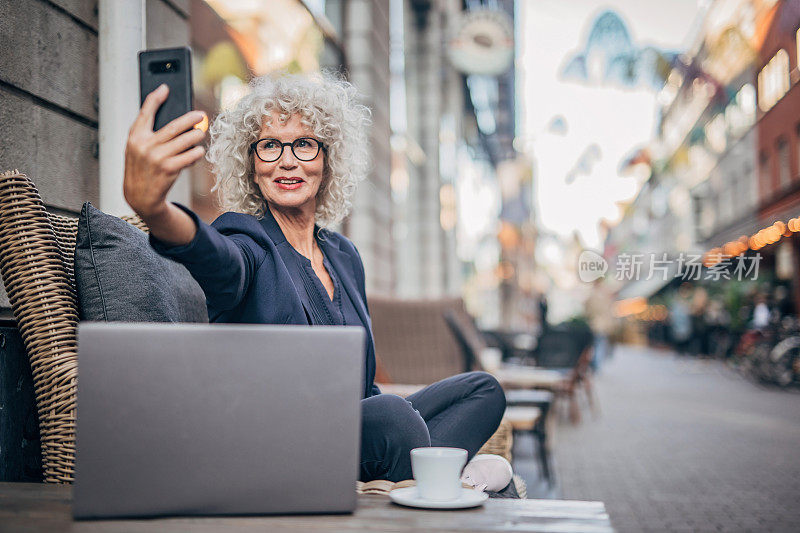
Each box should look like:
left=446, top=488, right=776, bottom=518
left=138, top=47, right=193, bottom=131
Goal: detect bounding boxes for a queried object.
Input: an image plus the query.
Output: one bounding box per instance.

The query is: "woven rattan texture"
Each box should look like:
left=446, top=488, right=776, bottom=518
left=0, top=171, right=146, bottom=483
left=477, top=418, right=513, bottom=462
left=47, top=211, right=148, bottom=315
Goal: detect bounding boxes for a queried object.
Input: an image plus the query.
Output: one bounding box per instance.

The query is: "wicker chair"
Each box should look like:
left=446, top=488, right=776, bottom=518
left=0, top=171, right=147, bottom=483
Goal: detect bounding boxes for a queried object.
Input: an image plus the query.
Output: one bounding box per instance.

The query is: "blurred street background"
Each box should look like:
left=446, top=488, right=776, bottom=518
left=3, top=0, right=800, bottom=530
left=535, top=344, right=800, bottom=532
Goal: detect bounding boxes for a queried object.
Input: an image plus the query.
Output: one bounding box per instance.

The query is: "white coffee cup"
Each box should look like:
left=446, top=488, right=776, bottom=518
left=410, top=447, right=468, bottom=501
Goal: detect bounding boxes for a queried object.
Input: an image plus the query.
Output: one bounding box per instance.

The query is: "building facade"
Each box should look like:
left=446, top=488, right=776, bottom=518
left=606, top=0, right=783, bottom=303
left=391, top=0, right=518, bottom=322
left=754, top=0, right=800, bottom=310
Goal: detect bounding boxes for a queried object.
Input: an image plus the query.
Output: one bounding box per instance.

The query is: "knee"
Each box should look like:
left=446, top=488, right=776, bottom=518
left=467, top=370, right=503, bottom=394
left=468, top=371, right=506, bottom=418
left=369, top=394, right=431, bottom=449
left=361, top=395, right=431, bottom=482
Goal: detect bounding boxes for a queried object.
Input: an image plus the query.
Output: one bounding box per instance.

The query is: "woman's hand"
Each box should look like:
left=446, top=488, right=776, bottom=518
left=123, top=84, right=206, bottom=245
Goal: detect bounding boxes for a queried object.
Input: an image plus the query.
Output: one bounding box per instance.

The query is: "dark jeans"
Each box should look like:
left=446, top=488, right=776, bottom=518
left=359, top=371, right=506, bottom=482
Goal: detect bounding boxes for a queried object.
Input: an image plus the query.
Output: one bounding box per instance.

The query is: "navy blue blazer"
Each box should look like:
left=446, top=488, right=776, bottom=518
left=151, top=204, right=381, bottom=399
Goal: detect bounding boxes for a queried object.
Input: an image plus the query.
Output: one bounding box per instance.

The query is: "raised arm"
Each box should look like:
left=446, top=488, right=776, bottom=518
left=124, top=85, right=261, bottom=311
left=123, top=84, right=206, bottom=246
left=149, top=207, right=267, bottom=313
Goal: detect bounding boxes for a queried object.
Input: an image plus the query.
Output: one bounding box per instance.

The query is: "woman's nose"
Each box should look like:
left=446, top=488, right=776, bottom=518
left=278, top=147, right=298, bottom=168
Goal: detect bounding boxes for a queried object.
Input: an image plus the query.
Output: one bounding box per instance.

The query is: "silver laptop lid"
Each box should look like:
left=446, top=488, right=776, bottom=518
left=73, top=322, right=365, bottom=519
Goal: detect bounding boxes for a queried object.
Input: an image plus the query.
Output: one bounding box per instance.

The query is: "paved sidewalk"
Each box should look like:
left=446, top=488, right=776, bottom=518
left=552, top=344, right=800, bottom=532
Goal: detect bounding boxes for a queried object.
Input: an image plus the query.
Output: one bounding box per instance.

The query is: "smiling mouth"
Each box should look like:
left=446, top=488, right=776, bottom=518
left=275, top=178, right=305, bottom=184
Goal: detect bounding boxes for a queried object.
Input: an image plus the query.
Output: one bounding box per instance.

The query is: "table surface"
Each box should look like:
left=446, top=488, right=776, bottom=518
left=0, top=482, right=613, bottom=533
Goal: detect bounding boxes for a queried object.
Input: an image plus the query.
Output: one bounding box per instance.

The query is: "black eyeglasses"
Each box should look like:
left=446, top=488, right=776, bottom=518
left=249, top=137, right=326, bottom=163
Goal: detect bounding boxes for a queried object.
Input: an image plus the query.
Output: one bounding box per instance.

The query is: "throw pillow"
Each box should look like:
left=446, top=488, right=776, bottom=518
left=74, top=202, right=208, bottom=323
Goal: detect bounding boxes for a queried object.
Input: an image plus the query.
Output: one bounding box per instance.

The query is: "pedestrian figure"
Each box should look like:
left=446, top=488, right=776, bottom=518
left=669, top=284, right=693, bottom=355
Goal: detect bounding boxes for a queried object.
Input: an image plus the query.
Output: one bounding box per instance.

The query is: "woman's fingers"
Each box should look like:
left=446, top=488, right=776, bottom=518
left=162, top=145, right=206, bottom=174
left=133, top=84, right=169, bottom=133
left=157, top=126, right=206, bottom=159
left=124, top=86, right=207, bottom=218
left=154, top=110, right=207, bottom=144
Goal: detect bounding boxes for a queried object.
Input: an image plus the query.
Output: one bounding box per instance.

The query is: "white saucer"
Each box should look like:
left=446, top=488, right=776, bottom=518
left=389, top=487, right=488, bottom=509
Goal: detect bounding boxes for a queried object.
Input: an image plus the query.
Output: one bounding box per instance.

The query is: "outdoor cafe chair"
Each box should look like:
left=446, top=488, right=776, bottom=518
left=534, top=323, right=599, bottom=423
left=441, top=308, right=555, bottom=483
left=367, top=296, right=535, bottom=494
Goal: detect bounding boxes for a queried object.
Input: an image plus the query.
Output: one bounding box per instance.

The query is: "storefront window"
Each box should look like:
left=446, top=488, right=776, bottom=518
left=757, top=49, right=790, bottom=112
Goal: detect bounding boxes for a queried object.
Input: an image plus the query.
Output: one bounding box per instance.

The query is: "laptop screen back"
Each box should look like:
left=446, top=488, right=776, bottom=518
left=73, top=323, right=364, bottom=519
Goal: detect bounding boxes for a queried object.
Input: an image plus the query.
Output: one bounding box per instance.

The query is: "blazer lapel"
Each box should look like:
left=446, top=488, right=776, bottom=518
left=258, top=205, right=288, bottom=245
left=258, top=207, right=314, bottom=324
left=319, top=236, right=371, bottom=331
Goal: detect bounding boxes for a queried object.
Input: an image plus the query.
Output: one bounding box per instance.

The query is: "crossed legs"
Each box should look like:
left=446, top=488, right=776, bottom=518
left=359, top=371, right=506, bottom=482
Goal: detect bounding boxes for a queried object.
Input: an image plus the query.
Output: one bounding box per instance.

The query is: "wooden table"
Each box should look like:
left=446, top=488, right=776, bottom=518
left=0, top=482, right=613, bottom=532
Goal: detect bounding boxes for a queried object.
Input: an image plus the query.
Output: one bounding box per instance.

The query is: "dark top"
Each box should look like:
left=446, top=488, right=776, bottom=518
left=150, top=203, right=381, bottom=399
left=286, top=242, right=345, bottom=326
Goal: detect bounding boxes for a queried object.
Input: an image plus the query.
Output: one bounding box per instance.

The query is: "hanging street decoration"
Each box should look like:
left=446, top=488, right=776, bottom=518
left=447, top=8, right=514, bottom=76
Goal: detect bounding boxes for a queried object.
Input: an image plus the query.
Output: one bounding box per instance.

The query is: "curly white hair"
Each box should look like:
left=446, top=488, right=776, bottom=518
left=206, top=71, right=372, bottom=226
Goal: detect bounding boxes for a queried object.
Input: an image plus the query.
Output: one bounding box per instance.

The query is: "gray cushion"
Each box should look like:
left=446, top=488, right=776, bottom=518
left=74, top=202, right=208, bottom=323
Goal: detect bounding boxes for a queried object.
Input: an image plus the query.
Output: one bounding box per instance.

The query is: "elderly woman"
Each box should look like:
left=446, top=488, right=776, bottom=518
left=123, top=72, right=505, bottom=483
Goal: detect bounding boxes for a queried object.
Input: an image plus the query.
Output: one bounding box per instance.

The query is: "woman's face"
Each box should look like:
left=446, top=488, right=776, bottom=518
left=252, top=112, right=325, bottom=214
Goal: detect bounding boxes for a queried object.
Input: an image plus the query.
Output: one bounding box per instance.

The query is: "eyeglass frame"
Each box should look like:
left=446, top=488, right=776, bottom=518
left=248, top=137, right=327, bottom=163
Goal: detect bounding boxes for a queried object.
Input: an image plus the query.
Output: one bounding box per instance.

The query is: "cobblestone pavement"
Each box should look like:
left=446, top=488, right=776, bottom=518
left=551, top=344, right=800, bottom=533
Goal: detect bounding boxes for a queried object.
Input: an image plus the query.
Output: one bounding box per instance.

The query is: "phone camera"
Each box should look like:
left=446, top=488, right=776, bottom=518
left=149, top=60, right=180, bottom=74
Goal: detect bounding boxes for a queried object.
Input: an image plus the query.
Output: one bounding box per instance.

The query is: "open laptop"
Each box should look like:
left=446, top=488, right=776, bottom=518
left=73, top=322, right=365, bottom=519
